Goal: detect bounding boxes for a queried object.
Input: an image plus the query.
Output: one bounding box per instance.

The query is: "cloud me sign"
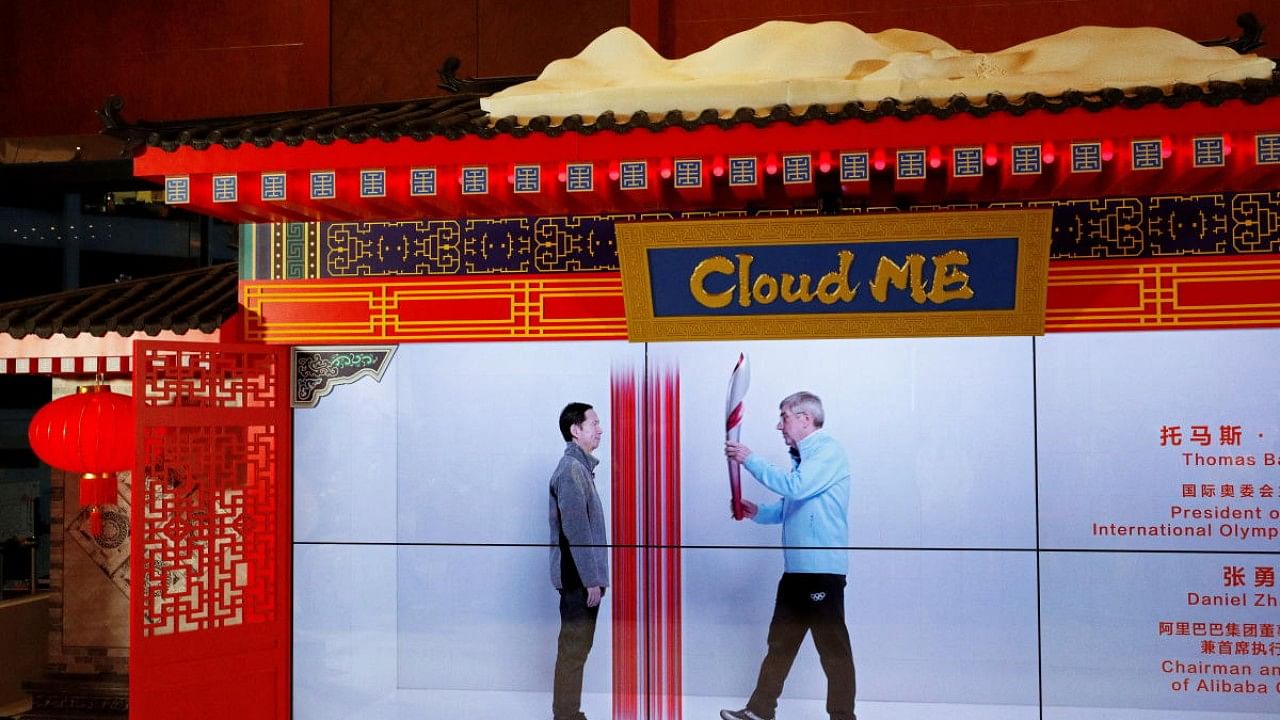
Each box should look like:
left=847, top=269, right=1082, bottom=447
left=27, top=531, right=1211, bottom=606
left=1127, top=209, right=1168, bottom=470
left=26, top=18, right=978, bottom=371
left=655, top=239, right=1015, bottom=314
left=617, top=211, right=1052, bottom=341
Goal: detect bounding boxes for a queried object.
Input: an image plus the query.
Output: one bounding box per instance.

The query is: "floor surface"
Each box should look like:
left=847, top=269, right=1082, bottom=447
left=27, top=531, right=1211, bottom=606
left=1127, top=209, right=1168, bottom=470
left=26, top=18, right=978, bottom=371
left=293, top=688, right=1280, bottom=720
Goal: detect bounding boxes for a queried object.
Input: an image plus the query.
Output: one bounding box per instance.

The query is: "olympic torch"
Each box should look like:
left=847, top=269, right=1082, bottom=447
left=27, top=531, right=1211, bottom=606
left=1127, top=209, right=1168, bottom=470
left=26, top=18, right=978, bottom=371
left=725, top=353, right=751, bottom=520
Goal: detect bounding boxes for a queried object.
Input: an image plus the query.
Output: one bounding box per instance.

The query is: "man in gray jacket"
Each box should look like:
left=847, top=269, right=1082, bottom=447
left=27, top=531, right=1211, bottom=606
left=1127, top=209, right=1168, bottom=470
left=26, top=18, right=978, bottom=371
left=549, top=402, right=609, bottom=720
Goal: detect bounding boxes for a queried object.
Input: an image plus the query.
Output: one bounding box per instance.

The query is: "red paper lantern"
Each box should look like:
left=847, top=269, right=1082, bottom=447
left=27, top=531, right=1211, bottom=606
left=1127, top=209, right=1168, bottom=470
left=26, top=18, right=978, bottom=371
left=28, top=385, right=134, bottom=536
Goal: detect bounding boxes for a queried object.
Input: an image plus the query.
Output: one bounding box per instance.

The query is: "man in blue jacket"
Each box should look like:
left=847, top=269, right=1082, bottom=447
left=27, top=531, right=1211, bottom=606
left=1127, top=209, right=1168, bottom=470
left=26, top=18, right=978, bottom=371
left=721, top=391, right=856, bottom=720
left=549, top=402, right=609, bottom=720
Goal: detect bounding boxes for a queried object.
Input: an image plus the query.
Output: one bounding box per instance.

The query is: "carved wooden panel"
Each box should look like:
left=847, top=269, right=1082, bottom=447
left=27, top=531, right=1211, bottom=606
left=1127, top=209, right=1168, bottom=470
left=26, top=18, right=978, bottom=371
left=131, top=342, right=291, bottom=720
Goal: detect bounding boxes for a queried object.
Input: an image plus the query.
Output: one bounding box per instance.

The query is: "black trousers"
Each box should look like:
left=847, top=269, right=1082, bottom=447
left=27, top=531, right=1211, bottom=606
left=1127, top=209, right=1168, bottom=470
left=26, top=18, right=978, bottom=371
left=747, top=573, right=856, bottom=720
left=553, top=586, right=600, bottom=720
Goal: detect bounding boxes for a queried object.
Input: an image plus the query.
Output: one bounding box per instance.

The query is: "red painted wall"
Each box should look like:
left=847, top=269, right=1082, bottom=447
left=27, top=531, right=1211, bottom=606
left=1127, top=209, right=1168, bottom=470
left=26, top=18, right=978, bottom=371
left=0, top=0, right=330, bottom=137
left=1, top=0, right=1270, bottom=137
left=330, top=0, right=628, bottom=106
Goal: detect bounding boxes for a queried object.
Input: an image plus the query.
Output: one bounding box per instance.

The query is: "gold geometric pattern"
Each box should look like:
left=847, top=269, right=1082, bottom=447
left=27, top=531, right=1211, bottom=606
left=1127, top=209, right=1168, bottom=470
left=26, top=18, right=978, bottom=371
left=241, top=275, right=627, bottom=343
left=243, top=193, right=1280, bottom=280
left=328, top=221, right=463, bottom=276
left=239, top=253, right=1280, bottom=342
left=1049, top=197, right=1145, bottom=257
left=532, top=215, right=622, bottom=271
left=320, top=216, right=631, bottom=277
left=464, top=217, right=529, bottom=273
left=1232, top=192, right=1280, bottom=252
left=1147, top=194, right=1229, bottom=255
left=1046, top=256, right=1280, bottom=331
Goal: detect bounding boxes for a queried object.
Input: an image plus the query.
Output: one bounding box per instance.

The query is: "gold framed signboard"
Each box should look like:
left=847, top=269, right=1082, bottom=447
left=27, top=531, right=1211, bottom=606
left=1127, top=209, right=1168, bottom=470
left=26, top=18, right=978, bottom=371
left=616, top=210, right=1053, bottom=341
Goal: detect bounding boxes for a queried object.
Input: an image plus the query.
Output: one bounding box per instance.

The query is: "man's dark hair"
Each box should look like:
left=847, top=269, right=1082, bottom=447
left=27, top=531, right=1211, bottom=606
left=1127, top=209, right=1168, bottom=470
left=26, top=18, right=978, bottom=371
left=559, top=402, right=593, bottom=441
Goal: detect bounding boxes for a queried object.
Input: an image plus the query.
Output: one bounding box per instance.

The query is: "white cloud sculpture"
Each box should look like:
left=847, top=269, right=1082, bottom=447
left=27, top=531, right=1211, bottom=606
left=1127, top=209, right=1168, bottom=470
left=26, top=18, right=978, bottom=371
left=481, top=21, right=1274, bottom=120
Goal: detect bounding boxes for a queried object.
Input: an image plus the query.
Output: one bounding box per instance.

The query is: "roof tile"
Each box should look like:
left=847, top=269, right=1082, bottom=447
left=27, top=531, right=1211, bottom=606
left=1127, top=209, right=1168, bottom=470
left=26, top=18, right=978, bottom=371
left=0, top=263, right=239, bottom=340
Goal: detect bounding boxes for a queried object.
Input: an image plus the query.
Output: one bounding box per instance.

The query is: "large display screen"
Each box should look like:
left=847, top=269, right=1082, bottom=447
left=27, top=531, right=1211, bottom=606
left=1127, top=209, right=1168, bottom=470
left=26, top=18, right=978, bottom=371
left=293, top=332, right=1280, bottom=720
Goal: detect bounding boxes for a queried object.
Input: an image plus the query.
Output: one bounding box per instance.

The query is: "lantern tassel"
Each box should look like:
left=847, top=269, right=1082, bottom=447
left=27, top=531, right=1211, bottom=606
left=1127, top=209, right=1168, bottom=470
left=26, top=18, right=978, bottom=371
left=80, top=472, right=116, bottom=536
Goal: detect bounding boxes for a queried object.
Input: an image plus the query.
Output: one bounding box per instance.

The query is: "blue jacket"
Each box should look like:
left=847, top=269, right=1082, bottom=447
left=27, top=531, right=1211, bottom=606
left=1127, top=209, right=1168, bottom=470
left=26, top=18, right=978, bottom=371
left=745, top=429, right=850, bottom=574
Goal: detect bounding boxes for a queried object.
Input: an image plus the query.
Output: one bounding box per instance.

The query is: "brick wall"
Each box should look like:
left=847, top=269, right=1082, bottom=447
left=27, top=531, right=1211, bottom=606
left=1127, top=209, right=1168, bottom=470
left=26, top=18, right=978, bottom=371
left=47, top=467, right=129, bottom=675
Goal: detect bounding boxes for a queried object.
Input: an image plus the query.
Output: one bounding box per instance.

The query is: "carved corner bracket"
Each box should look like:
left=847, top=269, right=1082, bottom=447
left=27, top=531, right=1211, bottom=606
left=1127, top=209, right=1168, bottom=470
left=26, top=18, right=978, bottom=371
left=292, top=346, right=397, bottom=408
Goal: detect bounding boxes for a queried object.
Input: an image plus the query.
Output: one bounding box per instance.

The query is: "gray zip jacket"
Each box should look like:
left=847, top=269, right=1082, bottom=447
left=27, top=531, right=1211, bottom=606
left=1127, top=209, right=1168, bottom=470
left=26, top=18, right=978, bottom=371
left=548, top=441, right=610, bottom=589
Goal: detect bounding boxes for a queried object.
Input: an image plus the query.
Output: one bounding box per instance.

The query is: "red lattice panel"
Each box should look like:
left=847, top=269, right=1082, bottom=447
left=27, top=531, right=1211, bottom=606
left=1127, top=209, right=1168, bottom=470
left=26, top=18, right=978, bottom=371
left=131, top=342, right=291, bottom=720
left=138, top=425, right=278, bottom=634
left=139, top=346, right=282, bottom=410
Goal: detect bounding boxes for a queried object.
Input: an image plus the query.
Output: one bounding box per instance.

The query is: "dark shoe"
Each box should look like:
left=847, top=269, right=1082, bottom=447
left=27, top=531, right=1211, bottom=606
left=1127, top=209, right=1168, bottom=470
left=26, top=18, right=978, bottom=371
left=720, top=709, right=772, bottom=720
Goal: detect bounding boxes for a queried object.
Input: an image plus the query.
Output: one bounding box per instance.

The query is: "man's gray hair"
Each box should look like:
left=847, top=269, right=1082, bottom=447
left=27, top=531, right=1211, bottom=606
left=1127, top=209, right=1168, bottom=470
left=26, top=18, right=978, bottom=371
left=780, top=391, right=824, bottom=427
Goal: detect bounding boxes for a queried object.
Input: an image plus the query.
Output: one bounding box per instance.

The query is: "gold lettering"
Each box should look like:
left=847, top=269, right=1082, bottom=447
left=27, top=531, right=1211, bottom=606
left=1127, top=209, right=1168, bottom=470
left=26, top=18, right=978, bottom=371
left=780, top=273, right=814, bottom=303
left=815, top=250, right=858, bottom=304
left=752, top=273, right=779, bottom=304
left=869, top=254, right=927, bottom=304
left=928, top=250, right=974, bottom=304
left=737, top=254, right=754, bottom=307
left=689, top=256, right=735, bottom=309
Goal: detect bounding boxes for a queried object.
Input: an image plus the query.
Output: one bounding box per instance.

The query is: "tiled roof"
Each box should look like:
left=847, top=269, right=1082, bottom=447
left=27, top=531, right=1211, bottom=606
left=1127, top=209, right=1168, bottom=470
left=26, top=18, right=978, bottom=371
left=113, top=74, right=1280, bottom=153
left=0, top=262, right=239, bottom=339
left=106, top=94, right=492, bottom=151
left=101, top=58, right=531, bottom=152
left=105, top=28, right=1279, bottom=153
